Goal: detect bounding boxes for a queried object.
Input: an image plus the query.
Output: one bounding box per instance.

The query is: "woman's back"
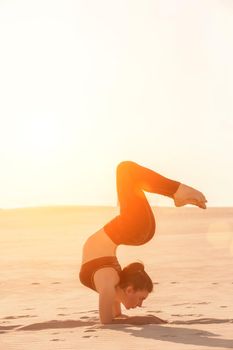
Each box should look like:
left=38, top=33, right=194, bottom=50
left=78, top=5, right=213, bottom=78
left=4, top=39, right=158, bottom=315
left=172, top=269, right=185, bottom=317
left=81, top=227, right=118, bottom=264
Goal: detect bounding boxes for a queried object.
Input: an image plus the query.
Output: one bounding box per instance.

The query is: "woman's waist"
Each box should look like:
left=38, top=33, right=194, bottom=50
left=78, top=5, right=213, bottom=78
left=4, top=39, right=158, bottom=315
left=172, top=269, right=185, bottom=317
left=81, top=255, right=120, bottom=269
left=82, top=227, right=117, bottom=264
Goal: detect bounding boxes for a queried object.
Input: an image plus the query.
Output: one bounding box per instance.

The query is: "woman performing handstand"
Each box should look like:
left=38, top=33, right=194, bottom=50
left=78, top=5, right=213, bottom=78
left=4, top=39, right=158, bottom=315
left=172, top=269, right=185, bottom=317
left=79, top=161, right=207, bottom=324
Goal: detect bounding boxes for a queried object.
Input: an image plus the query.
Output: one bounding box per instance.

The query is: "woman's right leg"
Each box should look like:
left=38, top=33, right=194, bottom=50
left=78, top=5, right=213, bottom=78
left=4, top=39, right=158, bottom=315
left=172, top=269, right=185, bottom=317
left=103, top=161, right=181, bottom=246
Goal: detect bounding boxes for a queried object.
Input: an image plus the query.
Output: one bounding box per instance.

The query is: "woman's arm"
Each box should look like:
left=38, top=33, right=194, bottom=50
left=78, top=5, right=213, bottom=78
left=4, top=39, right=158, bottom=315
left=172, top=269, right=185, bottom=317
left=93, top=267, right=121, bottom=324
left=98, top=287, right=116, bottom=324
left=112, top=300, right=125, bottom=318
left=112, top=301, right=129, bottom=318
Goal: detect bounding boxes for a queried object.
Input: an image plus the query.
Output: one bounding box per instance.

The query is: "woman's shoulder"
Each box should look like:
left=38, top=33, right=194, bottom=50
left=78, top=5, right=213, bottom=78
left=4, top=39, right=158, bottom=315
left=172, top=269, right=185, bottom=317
left=93, top=266, right=120, bottom=293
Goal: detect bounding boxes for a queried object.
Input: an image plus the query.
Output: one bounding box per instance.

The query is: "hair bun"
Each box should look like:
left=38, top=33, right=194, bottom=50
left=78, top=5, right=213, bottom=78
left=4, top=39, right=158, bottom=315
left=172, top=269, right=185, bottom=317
left=124, top=261, right=145, bottom=274
left=118, top=260, right=153, bottom=292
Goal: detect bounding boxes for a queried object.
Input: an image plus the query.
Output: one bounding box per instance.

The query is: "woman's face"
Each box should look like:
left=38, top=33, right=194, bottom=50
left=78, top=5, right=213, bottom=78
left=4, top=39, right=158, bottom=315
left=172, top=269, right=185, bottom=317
left=121, top=285, right=149, bottom=309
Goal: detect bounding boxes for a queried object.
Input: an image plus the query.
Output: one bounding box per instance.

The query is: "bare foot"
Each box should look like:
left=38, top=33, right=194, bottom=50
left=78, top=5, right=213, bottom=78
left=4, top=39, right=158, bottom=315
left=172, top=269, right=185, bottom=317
left=173, top=183, right=208, bottom=209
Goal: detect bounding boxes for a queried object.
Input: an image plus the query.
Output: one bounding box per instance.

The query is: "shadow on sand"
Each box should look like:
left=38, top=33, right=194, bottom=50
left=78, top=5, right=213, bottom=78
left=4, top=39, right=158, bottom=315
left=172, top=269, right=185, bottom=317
left=1, top=315, right=233, bottom=348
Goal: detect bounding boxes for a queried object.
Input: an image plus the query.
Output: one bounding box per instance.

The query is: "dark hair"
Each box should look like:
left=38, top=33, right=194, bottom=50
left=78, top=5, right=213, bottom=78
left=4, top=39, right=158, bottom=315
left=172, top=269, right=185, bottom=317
left=117, top=261, right=153, bottom=293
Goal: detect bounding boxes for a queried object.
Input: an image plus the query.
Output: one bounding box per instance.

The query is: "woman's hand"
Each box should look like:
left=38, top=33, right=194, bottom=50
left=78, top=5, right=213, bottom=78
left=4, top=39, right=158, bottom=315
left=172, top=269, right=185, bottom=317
left=110, top=314, right=167, bottom=325
left=114, top=313, right=129, bottom=318
left=124, top=315, right=167, bottom=325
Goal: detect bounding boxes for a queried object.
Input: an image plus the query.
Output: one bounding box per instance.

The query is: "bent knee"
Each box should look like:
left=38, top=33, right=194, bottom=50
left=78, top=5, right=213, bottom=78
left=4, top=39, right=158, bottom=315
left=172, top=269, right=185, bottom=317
left=116, top=160, right=135, bottom=174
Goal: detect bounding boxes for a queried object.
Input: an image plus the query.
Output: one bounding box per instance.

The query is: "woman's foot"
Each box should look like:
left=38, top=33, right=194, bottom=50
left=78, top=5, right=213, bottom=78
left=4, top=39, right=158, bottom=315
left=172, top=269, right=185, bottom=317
left=173, top=183, right=208, bottom=209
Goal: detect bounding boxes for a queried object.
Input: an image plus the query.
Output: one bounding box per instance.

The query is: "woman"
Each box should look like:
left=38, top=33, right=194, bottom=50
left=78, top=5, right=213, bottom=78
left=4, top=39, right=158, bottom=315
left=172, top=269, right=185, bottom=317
left=79, top=161, right=207, bottom=324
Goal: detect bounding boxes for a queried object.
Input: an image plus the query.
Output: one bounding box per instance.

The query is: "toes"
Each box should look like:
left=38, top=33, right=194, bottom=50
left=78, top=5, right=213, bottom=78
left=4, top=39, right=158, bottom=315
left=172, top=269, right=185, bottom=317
left=199, top=202, right=207, bottom=209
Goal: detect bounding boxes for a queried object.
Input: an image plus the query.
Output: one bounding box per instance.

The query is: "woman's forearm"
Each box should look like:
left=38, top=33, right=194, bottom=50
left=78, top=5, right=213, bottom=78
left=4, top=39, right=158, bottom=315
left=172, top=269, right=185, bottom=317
left=105, top=315, right=168, bottom=325
left=112, top=300, right=122, bottom=317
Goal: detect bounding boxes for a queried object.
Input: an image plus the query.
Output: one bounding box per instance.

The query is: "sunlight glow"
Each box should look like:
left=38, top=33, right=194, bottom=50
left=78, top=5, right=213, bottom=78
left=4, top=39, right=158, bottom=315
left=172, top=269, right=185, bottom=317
left=7, top=113, right=64, bottom=159
left=0, top=0, right=232, bottom=208
left=206, top=220, right=232, bottom=250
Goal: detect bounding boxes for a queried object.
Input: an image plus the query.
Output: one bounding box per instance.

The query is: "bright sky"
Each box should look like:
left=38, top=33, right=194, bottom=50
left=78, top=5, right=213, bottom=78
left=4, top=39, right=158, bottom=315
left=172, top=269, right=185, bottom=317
left=0, top=0, right=232, bottom=208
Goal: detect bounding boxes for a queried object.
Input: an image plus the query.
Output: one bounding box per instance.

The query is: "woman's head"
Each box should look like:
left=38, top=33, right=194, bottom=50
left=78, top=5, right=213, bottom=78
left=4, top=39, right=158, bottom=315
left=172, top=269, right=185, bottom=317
left=115, top=261, right=153, bottom=309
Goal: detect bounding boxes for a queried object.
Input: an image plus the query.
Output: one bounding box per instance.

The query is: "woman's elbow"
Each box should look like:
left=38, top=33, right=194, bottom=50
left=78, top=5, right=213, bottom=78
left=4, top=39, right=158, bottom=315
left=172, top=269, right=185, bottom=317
left=100, top=317, right=113, bottom=325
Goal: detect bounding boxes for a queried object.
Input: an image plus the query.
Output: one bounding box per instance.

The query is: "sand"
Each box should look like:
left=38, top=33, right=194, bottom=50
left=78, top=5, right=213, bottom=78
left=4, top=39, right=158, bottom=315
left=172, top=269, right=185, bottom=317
left=0, top=206, right=233, bottom=350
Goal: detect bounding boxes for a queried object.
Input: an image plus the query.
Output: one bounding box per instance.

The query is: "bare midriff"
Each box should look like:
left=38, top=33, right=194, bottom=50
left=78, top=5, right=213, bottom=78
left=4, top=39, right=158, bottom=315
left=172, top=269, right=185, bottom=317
left=81, top=227, right=118, bottom=265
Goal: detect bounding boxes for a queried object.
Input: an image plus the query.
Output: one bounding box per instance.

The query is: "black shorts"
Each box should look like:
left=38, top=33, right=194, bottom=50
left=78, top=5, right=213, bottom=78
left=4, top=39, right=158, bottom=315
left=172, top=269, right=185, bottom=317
left=79, top=256, right=122, bottom=292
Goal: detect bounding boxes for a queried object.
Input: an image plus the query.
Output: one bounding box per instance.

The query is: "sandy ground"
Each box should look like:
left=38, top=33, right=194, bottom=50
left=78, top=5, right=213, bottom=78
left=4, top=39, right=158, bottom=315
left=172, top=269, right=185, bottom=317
left=0, top=206, right=233, bottom=350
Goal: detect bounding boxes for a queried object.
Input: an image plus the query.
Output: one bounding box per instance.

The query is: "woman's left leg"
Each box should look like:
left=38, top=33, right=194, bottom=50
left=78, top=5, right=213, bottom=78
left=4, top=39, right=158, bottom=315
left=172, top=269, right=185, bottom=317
left=103, top=161, right=180, bottom=246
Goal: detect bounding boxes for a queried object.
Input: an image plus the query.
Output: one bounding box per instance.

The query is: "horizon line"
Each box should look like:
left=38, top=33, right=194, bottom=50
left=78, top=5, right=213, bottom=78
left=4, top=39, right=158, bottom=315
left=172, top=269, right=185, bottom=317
left=1, top=204, right=232, bottom=211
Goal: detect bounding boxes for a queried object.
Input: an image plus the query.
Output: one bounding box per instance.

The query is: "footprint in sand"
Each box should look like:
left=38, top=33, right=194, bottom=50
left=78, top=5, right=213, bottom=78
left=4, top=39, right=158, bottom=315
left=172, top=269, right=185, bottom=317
left=148, top=310, right=162, bottom=313
left=185, top=314, right=197, bottom=316
left=84, top=329, right=96, bottom=333
left=83, top=334, right=98, bottom=338
left=0, top=325, right=22, bottom=331
left=171, top=282, right=179, bottom=284
left=3, top=315, right=37, bottom=320
left=171, top=314, right=181, bottom=317
left=193, top=302, right=210, bottom=305
left=171, top=314, right=203, bottom=317
left=51, top=282, right=61, bottom=285
left=212, top=282, right=218, bottom=285
left=31, top=283, right=40, bottom=285
left=220, top=306, right=228, bottom=308
left=57, top=314, right=69, bottom=316
left=75, top=310, right=98, bottom=315
left=50, top=338, right=65, bottom=342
